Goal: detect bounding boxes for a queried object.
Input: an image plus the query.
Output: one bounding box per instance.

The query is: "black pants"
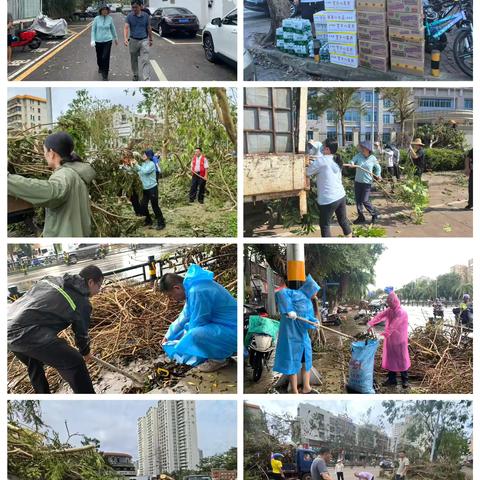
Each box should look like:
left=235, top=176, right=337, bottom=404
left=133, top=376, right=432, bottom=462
left=300, top=2, right=325, bottom=20
left=337, top=473, right=345, bottom=480
left=95, top=40, right=112, bottom=75
left=12, top=338, right=95, bottom=394
left=395, top=476, right=405, bottom=480
left=190, top=175, right=207, bottom=203
left=354, top=181, right=378, bottom=218
left=414, top=162, right=425, bottom=179
left=318, top=196, right=351, bottom=237
left=270, top=474, right=283, bottom=480
left=130, top=191, right=142, bottom=215
left=388, top=165, right=401, bottom=180
left=467, top=171, right=473, bottom=207
left=388, top=370, right=409, bottom=385
left=141, top=185, right=165, bottom=226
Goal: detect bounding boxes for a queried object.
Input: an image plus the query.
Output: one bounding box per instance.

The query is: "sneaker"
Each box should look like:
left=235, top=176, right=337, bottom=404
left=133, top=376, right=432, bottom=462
left=402, top=382, right=409, bottom=389
left=156, top=224, right=166, bottom=231
left=195, top=359, right=229, bottom=373
left=371, top=214, right=379, bottom=224
left=133, top=75, right=139, bottom=81
left=102, top=73, right=108, bottom=81
left=144, top=219, right=153, bottom=227
left=382, top=379, right=397, bottom=387
left=353, top=216, right=366, bottom=225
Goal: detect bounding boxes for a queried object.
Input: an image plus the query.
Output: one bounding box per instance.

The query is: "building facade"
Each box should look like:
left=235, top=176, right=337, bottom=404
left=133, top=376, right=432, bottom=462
left=7, top=95, right=48, bottom=131
left=137, top=401, right=200, bottom=476
left=112, top=109, right=162, bottom=148
left=307, top=88, right=473, bottom=147
left=102, top=452, right=136, bottom=478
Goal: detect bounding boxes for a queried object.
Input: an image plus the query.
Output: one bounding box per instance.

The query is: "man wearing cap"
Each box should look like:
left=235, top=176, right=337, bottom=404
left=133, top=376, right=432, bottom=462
left=409, top=138, right=425, bottom=179
left=345, top=141, right=382, bottom=225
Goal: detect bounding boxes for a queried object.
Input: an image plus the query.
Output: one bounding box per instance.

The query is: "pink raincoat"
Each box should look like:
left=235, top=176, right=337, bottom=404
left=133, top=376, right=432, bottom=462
left=367, top=292, right=411, bottom=372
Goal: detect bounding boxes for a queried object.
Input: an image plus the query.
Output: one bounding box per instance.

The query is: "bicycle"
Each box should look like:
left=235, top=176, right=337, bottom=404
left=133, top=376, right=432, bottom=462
left=423, top=0, right=473, bottom=77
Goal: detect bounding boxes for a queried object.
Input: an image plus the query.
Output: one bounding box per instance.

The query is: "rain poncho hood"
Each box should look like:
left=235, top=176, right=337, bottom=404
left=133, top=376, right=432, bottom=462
left=8, top=162, right=95, bottom=237
left=367, top=292, right=410, bottom=372
left=163, top=264, right=237, bottom=366
left=8, top=274, right=92, bottom=356
left=273, top=276, right=321, bottom=375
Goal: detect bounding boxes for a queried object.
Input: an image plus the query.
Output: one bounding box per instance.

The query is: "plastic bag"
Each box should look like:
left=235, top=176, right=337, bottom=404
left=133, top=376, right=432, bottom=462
left=346, top=339, right=379, bottom=394
left=245, top=315, right=280, bottom=346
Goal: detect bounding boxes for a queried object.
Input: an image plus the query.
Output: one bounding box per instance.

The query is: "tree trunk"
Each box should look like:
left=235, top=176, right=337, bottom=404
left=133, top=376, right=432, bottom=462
left=212, top=88, right=237, bottom=145
left=341, top=118, right=346, bottom=147
left=262, top=0, right=291, bottom=46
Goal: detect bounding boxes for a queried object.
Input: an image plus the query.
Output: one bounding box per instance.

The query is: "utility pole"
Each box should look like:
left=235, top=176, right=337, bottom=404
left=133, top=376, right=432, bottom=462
left=266, top=266, right=277, bottom=315
left=286, top=244, right=305, bottom=290
left=46, top=87, right=53, bottom=125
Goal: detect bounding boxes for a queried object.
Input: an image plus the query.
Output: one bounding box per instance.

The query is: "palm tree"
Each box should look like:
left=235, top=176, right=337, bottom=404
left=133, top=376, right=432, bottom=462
left=380, top=88, right=416, bottom=148
left=309, top=88, right=363, bottom=146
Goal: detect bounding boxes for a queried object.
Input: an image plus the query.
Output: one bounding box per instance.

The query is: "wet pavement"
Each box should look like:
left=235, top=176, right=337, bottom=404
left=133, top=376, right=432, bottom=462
left=9, top=13, right=236, bottom=81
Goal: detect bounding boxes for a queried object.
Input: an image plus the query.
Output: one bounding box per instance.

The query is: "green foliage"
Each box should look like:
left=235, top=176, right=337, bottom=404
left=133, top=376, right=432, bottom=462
left=43, top=0, right=78, bottom=18
left=352, top=225, right=387, bottom=237
left=396, top=174, right=429, bottom=224
left=415, top=123, right=466, bottom=150
left=437, top=431, right=470, bottom=465
left=399, top=148, right=465, bottom=171
left=199, top=447, right=237, bottom=471
left=7, top=400, right=45, bottom=432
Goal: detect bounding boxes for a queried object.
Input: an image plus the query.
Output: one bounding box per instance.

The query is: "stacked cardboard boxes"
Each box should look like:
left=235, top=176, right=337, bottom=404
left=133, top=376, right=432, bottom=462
left=356, top=0, right=389, bottom=72
left=387, top=0, right=425, bottom=76
left=324, top=0, right=359, bottom=68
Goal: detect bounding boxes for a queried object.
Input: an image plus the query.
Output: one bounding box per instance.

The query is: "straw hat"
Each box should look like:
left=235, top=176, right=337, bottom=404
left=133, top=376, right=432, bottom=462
left=410, top=138, right=424, bottom=146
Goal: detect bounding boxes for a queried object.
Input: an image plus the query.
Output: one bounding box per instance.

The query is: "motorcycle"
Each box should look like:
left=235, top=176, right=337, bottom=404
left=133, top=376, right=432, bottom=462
left=10, top=29, right=42, bottom=50
left=433, top=304, right=444, bottom=319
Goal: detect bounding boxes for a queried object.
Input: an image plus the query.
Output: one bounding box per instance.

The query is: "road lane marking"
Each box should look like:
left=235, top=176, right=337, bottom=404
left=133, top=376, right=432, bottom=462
left=150, top=59, right=167, bottom=81
left=10, top=22, right=93, bottom=81
left=152, top=31, right=201, bottom=45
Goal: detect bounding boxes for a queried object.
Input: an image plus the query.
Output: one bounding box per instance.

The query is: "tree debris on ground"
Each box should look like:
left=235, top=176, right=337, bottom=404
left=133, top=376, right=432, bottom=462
left=408, top=462, right=466, bottom=479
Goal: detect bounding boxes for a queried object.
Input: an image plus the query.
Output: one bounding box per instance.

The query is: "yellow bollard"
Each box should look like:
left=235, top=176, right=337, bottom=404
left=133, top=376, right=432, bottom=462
left=431, top=50, right=441, bottom=77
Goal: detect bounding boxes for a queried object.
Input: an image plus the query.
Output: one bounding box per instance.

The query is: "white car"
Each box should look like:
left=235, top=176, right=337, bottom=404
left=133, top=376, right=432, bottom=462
left=202, top=8, right=237, bottom=66
left=109, top=3, right=123, bottom=12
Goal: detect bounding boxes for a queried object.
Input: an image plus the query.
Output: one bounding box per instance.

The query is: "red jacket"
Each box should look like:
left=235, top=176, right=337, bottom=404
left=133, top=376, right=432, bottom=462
left=191, top=155, right=207, bottom=178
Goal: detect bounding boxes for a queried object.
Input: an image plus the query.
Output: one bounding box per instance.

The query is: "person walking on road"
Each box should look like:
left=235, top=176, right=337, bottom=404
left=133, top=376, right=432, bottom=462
left=409, top=138, right=426, bottom=179
left=306, top=139, right=352, bottom=238
left=8, top=265, right=104, bottom=394
left=395, top=452, right=410, bottom=480
left=131, top=153, right=166, bottom=230
left=91, top=3, right=118, bottom=81
left=464, top=148, right=473, bottom=209
left=124, top=0, right=152, bottom=81
left=345, top=141, right=382, bottom=225
left=311, top=447, right=333, bottom=480
left=8, top=132, right=95, bottom=237
left=190, top=147, right=208, bottom=204
left=334, top=460, right=344, bottom=480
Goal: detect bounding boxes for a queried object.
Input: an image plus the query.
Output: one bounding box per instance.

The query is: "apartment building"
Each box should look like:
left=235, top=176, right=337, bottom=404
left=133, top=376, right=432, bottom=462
left=7, top=95, right=48, bottom=131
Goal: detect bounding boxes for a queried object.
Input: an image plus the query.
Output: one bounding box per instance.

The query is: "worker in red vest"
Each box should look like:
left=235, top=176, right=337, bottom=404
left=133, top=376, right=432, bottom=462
left=189, top=147, right=208, bottom=204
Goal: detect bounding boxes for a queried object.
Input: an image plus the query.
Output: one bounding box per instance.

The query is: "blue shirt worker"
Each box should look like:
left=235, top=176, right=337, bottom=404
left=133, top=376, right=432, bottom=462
left=159, top=265, right=237, bottom=373
left=144, top=149, right=161, bottom=182
left=346, top=141, right=382, bottom=225
left=124, top=0, right=152, bottom=81
left=274, top=275, right=320, bottom=394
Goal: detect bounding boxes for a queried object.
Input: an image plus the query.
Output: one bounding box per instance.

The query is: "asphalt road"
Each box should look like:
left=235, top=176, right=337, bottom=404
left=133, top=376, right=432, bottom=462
left=8, top=244, right=183, bottom=291
left=11, top=13, right=236, bottom=81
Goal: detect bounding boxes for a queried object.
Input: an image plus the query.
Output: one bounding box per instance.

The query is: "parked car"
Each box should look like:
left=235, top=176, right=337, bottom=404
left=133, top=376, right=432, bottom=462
left=244, top=49, right=256, bottom=80
left=109, top=3, right=122, bottom=12
left=150, top=7, right=199, bottom=37
left=122, top=5, right=132, bottom=15
left=64, top=244, right=106, bottom=264
left=202, top=8, right=237, bottom=66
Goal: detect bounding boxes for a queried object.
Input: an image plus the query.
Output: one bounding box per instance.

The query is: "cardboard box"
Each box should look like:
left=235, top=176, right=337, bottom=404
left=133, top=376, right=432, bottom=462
left=325, top=0, right=356, bottom=11
left=357, top=11, right=387, bottom=26
left=358, top=40, right=389, bottom=57
left=390, top=40, right=425, bottom=62
left=327, top=21, right=357, bottom=33
left=359, top=53, right=389, bottom=72
left=329, top=42, right=358, bottom=57
left=387, top=12, right=424, bottom=30
left=329, top=53, right=359, bottom=68
left=387, top=0, right=422, bottom=13
left=357, top=0, right=386, bottom=12
left=358, top=24, right=388, bottom=42
left=328, top=32, right=357, bottom=45
left=388, top=25, right=425, bottom=44
left=390, top=55, right=425, bottom=76
left=325, top=11, right=357, bottom=23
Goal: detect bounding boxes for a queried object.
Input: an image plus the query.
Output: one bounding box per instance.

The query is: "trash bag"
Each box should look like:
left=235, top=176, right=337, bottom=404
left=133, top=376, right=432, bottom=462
left=32, top=14, right=68, bottom=38
left=245, top=315, right=280, bottom=347
left=346, top=339, right=379, bottom=394
left=163, top=264, right=237, bottom=366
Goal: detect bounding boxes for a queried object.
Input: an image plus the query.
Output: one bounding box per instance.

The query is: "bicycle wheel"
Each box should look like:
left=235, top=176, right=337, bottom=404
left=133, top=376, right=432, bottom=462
left=453, top=27, right=473, bottom=77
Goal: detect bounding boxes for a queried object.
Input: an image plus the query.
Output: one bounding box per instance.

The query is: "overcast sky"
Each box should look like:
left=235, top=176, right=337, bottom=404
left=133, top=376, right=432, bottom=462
left=38, top=400, right=237, bottom=460
left=373, top=239, right=473, bottom=290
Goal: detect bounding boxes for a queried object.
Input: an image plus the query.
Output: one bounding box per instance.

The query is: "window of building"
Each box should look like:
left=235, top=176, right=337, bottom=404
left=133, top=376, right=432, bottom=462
left=364, top=91, right=373, bottom=102
left=418, top=98, right=453, bottom=109
left=307, top=131, right=314, bottom=140
left=382, top=132, right=391, bottom=144
left=383, top=99, right=393, bottom=108
left=464, top=98, right=473, bottom=109
left=345, top=110, right=360, bottom=123
left=383, top=113, right=393, bottom=124
left=345, top=129, right=354, bottom=143
left=326, top=110, right=336, bottom=122
left=307, top=111, right=317, bottom=120
left=327, top=129, right=337, bottom=140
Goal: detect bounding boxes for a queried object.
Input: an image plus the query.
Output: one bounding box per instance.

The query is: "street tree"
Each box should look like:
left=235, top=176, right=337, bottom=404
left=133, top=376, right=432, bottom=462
left=263, top=0, right=292, bottom=45
left=309, top=88, right=363, bottom=147
left=415, top=122, right=466, bottom=149
left=380, top=88, right=416, bottom=148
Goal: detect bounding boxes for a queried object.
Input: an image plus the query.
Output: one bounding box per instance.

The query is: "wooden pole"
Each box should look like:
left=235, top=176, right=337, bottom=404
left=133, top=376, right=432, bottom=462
left=296, top=316, right=356, bottom=340
left=91, top=356, right=145, bottom=386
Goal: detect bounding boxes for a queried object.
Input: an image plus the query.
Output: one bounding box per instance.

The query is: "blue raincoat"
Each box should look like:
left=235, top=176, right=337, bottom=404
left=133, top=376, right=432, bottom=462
left=163, top=264, right=237, bottom=366
left=273, top=275, right=320, bottom=375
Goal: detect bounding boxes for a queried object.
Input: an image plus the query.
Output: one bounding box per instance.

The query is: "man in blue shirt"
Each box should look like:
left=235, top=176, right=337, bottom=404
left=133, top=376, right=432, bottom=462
left=124, top=0, right=152, bottom=81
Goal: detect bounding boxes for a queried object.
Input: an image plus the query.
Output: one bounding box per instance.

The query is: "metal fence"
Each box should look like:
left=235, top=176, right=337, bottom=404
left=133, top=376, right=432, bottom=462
left=8, top=0, right=42, bottom=20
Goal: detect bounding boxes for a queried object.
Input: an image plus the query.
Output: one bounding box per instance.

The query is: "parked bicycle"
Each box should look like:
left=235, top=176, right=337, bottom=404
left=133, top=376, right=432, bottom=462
left=424, top=0, right=473, bottom=77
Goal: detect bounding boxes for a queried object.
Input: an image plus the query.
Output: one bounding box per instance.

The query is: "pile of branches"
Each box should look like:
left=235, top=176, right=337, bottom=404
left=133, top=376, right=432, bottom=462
left=8, top=129, right=143, bottom=237
left=406, top=323, right=472, bottom=394
left=408, top=462, right=466, bottom=480
left=8, top=424, right=118, bottom=480
left=8, top=245, right=237, bottom=393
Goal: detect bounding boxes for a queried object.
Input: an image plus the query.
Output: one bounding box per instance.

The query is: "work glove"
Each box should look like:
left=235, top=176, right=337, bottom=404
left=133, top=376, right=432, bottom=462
left=90, top=41, right=96, bottom=47
left=287, top=311, right=297, bottom=320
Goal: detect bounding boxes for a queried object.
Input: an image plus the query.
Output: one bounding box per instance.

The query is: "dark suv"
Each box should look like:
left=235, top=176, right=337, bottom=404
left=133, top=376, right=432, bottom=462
left=64, top=244, right=105, bottom=264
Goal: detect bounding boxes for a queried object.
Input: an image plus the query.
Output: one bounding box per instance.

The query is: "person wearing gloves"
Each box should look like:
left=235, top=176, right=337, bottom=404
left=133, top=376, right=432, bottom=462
left=130, top=152, right=166, bottom=230
left=271, top=453, right=286, bottom=479
left=91, top=3, right=118, bottom=80
left=8, top=132, right=95, bottom=237
left=345, top=141, right=382, bottom=225
left=307, top=138, right=352, bottom=238
left=274, top=274, right=321, bottom=394
left=158, top=265, right=237, bottom=372
left=367, top=291, right=410, bottom=389
left=7, top=265, right=104, bottom=394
